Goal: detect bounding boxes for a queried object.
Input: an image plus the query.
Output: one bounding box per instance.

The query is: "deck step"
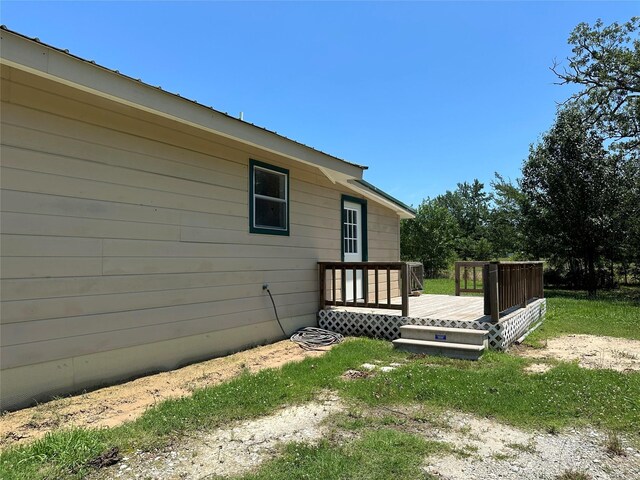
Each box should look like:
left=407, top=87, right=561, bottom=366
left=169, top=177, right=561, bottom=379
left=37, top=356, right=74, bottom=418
left=399, top=325, right=488, bottom=346
left=392, top=338, right=485, bottom=360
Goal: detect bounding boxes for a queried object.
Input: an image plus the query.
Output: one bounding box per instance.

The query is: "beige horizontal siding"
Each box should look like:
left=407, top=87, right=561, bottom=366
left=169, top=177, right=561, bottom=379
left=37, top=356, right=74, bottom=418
left=2, top=291, right=319, bottom=348
left=0, top=67, right=400, bottom=408
left=1, top=278, right=318, bottom=324
left=1, top=269, right=318, bottom=302
left=1, top=301, right=318, bottom=369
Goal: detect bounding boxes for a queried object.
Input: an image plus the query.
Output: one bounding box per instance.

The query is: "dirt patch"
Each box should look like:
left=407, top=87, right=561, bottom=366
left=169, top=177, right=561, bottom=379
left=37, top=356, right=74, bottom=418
left=91, top=393, right=343, bottom=479
left=0, top=340, right=328, bottom=449
left=523, top=363, right=554, bottom=374
left=87, top=447, right=122, bottom=469
left=341, top=369, right=372, bottom=380
left=517, top=335, right=640, bottom=372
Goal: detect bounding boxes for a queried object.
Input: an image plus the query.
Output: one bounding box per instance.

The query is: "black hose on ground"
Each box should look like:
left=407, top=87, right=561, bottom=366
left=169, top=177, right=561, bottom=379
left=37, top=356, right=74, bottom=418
left=265, top=286, right=288, bottom=337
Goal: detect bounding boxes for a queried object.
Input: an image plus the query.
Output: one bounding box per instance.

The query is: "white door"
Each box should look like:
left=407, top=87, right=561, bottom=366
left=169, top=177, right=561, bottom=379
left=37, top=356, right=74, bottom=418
left=343, top=201, right=363, bottom=301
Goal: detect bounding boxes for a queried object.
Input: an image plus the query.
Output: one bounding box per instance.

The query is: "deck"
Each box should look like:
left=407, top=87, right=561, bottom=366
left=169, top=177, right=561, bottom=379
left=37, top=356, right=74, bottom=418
left=317, top=261, right=546, bottom=350
left=318, top=293, right=546, bottom=350
left=327, top=294, right=488, bottom=322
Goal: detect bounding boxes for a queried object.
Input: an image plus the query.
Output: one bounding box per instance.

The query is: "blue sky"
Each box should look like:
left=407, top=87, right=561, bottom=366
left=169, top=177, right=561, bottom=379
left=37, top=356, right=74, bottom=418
left=2, top=1, right=637, bottom=206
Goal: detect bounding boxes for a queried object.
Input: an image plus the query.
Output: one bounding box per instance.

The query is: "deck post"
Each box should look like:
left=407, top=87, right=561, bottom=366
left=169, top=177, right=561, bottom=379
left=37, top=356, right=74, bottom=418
left=319, top=263, right=326, bottom=310
left=488, top=261, right=500, bottom=322
left=332, top=267, right=336, bottom=304
left=363, top=266, right=369, bottom=304
left=352, top=266, right=357, bottom=306
left=455, top=263, right=461, bottom=296
left=401, top=262, right=409, bottom=317
left=521, top=264, right=528, bottom=308
left=538, top=263, right=544, bottom=298
left=374, top=267, right=379, bottom=307
left=483, top=263, right=490, bottom=315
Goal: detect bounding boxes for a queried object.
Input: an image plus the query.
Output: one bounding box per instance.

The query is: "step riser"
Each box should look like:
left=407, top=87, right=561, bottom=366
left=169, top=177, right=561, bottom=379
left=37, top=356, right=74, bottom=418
left=394, top=343, right=483, bottom=360
left=401, top=330, right=487, bottom=346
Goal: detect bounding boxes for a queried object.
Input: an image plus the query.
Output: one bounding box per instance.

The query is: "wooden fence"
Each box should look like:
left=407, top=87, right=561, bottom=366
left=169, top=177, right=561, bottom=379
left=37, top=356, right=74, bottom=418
left=455, top=261, right=544, bottom=321
left=318, top=262, right=410, bottom=316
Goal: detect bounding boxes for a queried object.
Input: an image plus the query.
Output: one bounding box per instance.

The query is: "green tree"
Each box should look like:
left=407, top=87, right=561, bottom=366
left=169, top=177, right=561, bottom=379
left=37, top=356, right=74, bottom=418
left=552, top=17, right=640, bottom=155
left=400, top=199, right=459, bottom=276
left=521, top=107, right=626, bottom=295
left=617, top=156, right=640, bottom=282
left=488, top=173, right=525, bottom=258
left=435, top=180, right=492, bottom=260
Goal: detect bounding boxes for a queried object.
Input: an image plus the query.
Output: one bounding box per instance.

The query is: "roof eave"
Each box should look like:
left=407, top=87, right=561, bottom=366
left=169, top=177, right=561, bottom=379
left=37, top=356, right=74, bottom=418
left=344, top=179, right=416, bottom=219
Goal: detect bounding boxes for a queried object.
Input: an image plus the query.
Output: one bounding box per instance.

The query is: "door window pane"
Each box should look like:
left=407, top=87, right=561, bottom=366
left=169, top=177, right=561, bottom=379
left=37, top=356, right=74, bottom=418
left=343, top=207, right=358, bottom=254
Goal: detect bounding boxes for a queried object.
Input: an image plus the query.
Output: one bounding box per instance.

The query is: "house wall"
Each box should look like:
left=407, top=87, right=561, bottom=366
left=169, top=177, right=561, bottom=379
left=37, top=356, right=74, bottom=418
left=0, top=66, right=401, bottom=409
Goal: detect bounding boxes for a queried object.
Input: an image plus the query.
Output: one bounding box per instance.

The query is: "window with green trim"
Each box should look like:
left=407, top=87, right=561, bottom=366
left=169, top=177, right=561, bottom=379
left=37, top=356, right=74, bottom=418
left=249, top=160, right=290, bottom=235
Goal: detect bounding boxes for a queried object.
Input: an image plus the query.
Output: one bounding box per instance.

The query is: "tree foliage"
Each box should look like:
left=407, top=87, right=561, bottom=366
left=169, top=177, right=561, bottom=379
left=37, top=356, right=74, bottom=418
left=552, top=17, right=640, bottom=155
left=401, top=178, right=527, bottom=275
left=520, top=107, right=627, bottom=295
left=617, top=156, right=640, bottom=280
left=434, top=180, right=492, bottom=260
left=400, top=199, right=458, bottom=276
left=488, top=174, right=526, bottom=258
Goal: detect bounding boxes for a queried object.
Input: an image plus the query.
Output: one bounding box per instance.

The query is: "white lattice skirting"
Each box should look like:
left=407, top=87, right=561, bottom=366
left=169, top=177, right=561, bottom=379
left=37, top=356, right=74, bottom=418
left=318, top=298, right=546, bottom=351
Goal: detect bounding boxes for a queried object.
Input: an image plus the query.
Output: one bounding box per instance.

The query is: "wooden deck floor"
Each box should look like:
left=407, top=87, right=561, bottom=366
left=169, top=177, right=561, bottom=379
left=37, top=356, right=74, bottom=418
left=327, top=294, right=488, bottom=322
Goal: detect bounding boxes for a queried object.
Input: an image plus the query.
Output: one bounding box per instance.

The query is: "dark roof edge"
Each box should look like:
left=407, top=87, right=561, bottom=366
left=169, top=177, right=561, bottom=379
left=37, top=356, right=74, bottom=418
left=354, top=179, right=416, bottom=215
left=0, top=25, right=367, bottom=171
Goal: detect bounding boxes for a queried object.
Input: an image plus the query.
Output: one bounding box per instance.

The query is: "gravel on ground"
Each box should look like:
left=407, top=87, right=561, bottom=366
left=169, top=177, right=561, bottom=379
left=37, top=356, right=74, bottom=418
left=424, top=410, right=640, bottom=480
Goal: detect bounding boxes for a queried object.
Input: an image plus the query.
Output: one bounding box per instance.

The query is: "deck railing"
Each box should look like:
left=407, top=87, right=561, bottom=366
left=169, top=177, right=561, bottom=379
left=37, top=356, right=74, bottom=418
left=455, top=260, right=544, bottom=321
left=407, top=262, right=424, bottom=295
left=318, top=261, right=410, bottom=316
left=454, top=261, right=486, bottom=295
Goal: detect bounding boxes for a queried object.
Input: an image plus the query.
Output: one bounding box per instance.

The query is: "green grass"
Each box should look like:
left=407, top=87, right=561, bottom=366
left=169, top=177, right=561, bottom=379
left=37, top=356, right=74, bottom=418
left=340, top=351, right=639, bottom=432
left=555, top=469, right=592, bottom=480
left=424, top=277, right=457, bottom=295
left=2, top=282, right=638, bottom=479
left=424, top=277, right=483, bottom=296
left=231, top=430, right=444, bottom=480
left=527, top=286, right=640, bottom=343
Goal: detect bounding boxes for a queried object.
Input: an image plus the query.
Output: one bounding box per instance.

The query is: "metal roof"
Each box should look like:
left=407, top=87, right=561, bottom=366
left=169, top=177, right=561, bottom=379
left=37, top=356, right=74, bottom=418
left=354, top=179, right=416, bottom=215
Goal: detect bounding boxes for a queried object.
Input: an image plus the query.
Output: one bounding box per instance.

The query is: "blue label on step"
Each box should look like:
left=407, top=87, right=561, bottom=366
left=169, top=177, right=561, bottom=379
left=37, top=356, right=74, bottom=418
left=435, top=334, right=447, bottom=340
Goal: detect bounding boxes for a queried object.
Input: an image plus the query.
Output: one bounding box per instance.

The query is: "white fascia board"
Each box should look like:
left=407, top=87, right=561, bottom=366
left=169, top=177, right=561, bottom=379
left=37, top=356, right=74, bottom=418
left=0, top=30, right=364, bottom=179
left=341, top=180, right=415, bottom=219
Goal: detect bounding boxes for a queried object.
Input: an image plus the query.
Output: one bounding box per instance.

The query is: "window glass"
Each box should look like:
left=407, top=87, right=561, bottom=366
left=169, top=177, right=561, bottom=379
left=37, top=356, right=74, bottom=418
left=255, top=197, right=286, bottom=228
left=255, top=168, right=285, bottom=199
left=343, top=207, right=358, bottom=254
left=251, top=161, right=288, bottom=234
